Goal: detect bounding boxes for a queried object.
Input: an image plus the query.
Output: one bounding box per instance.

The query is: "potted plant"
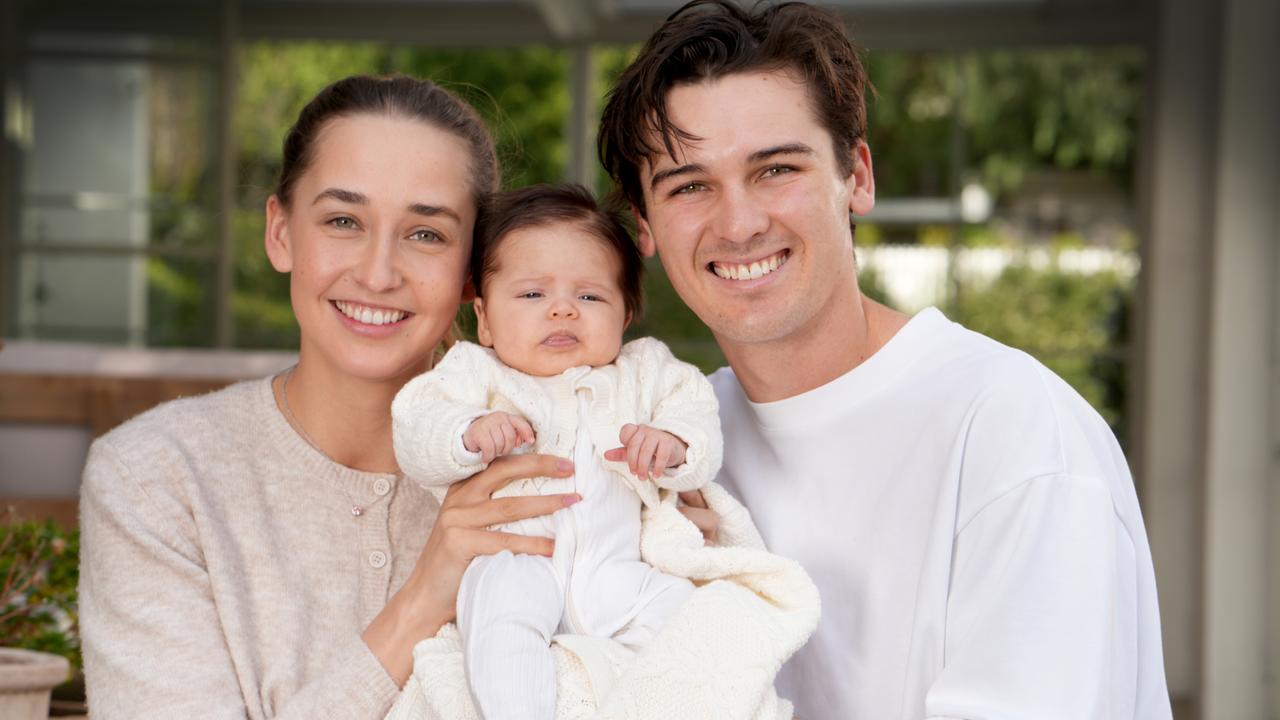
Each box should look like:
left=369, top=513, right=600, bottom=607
left=1, top=516, right=79, bottom=719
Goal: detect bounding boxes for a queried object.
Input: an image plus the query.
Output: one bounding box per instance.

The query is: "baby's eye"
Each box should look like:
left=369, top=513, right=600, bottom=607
left=519, top=291, right=543, bottom=299
left=328, top=216, right=359, bottom=230
left=408, top=228, right=443, bottom=244
left=579, top=293, right=603, bottom=302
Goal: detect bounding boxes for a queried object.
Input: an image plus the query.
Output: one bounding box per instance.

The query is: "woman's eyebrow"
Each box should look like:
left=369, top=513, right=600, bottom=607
left=310, top=188, right=459, bottom=223
left=408, top=203, right=461, bottom=223
left=313, top=187, right=366, bottom=205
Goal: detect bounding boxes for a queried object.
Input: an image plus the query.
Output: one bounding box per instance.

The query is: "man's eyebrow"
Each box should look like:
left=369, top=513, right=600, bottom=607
left=408, top=203, right=461, bottom=223
left=313, top=187, right=367, bottom=205
left=747, top=143, right=815, bottom=164
left=649, top=163, right=706, bottom=193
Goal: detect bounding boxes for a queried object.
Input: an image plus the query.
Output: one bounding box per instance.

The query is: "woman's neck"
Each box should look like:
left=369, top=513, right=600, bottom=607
left=276, top=356, right=422, bottom=474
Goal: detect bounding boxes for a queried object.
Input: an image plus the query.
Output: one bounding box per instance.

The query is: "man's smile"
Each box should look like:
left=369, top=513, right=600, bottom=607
left=708, top=249, right=791, bottom=281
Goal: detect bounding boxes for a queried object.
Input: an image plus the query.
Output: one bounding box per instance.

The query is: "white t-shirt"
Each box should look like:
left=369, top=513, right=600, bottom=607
left=710, top=308, right=1171, bottom=720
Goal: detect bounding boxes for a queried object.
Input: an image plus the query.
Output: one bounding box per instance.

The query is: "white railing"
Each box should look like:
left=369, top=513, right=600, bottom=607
left=856, top=245, right=1140, bottom=312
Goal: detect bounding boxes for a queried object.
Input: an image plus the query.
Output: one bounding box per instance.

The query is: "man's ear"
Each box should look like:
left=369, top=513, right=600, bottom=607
left=264, top=195, right=294, bottom=273
left=846, top=139, right=876, bottom=218
left=473, top=297, right=493, bottom=347
left=631, top=205, right=656, bottom=257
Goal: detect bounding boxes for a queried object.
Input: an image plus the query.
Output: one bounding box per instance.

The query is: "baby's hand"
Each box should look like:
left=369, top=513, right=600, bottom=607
left=609, top=424, right=687, bottom=481
left=463, top=412, right=535, bottom=464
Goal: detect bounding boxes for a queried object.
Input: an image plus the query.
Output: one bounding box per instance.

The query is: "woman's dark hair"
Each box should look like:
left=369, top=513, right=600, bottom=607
left=598, top=0, right=870, bottom=216
left=275, top=74, right=499, bottom=209
left=473, top=183, right=644, bottom=320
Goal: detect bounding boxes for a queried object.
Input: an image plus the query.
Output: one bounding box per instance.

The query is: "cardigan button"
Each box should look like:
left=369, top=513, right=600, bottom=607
left=368, top=551, right=388, bottom=568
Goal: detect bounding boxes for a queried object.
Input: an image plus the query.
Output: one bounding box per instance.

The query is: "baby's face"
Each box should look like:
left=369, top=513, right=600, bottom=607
left=474, top=222, right=629, bottom=377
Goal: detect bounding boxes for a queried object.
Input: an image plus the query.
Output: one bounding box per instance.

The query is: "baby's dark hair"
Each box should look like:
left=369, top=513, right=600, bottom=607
left=472, top=183, right=644, bottom=319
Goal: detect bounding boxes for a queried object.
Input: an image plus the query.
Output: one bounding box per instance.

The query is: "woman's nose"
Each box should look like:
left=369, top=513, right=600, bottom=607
left=354, top=236, right=402, bottom=292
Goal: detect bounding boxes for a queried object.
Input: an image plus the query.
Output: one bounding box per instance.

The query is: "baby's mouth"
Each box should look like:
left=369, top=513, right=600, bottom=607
left=542, top=331, right=579, bottom=347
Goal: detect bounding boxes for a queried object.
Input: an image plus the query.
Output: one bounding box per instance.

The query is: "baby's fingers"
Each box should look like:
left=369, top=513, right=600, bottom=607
left=512, top=416, right=536, bottom=446
left=618, top=423, right=639, bottom=446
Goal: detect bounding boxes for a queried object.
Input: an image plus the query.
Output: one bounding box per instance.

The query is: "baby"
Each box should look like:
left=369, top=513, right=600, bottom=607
left=391, top=183, right=722, bottom=720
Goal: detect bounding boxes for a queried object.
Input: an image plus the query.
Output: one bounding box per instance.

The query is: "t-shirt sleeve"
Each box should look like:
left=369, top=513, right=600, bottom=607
left=923, top=473, right=1144, bottom=720
left=79, top=438, right=401, bottom=719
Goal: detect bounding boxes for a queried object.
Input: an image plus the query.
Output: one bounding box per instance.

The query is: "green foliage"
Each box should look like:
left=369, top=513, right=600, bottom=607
left=944, top=264, right=1131, bottom=436
left=0, top=519, right=81, bottom=673
left=866, top=48, right=1143, bottom=200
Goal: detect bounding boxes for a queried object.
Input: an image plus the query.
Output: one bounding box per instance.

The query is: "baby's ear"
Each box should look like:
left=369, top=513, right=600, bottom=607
left=473, top=297, right=494, bottom=347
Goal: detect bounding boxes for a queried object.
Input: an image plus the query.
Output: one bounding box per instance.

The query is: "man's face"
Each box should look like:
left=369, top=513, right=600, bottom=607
left=636, top=70, right=874, bottom=350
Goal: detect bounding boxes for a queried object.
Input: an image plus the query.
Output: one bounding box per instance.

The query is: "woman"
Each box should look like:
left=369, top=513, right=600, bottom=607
left=78, top=75, right=579, bottom=718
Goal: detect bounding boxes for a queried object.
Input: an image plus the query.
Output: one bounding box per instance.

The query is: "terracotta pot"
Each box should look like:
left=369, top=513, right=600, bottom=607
left=0, top=648, right=71, bottom=720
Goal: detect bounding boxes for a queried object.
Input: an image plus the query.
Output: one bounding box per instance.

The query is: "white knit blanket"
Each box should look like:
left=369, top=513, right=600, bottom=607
left=385, top=483, right=820, bottom=720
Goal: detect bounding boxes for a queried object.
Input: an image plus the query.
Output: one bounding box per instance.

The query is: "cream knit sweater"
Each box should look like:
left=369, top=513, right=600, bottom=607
left=79, top=377, right=433, bottom=719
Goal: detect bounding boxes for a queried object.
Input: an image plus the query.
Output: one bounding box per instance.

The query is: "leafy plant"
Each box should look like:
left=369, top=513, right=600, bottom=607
left=0, top=517, right=81, bottom=671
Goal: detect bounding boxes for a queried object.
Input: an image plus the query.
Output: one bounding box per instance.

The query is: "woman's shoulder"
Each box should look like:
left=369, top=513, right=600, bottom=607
left=88, top=377, right=274, bottom=483
left=103, top=377, right=267, bottom=443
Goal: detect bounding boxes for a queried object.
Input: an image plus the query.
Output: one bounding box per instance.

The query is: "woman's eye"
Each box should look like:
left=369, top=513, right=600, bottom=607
left=328, top=216, right=358, bottom=230
left=408, top=229, right=443, bottom=244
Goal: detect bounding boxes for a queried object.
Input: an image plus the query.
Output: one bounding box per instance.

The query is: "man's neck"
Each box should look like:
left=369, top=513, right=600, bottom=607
left=720, top=292, right=909, bottom=404
left=279, top=353, right=423, bottom=474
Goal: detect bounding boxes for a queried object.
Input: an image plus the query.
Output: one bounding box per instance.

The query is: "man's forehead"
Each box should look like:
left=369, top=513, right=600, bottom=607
left=638, top=71, right=825, bottom=176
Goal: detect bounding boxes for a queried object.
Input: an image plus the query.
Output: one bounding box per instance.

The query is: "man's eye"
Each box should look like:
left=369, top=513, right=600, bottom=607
left=408, top=229, right=442, bottom=243
left=762, top=165, right=795, bottom=178
left=328, top=216, right=358, bottom=230
left=672, top=182, right=704, bottom=196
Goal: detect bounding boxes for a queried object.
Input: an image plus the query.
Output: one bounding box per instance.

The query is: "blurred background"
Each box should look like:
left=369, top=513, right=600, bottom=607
left=0, top=0, right=1275, bottom=717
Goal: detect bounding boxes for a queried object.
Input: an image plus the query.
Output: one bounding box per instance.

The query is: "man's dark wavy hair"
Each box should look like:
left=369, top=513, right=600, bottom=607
left=598, top=0, right=871, bottom=217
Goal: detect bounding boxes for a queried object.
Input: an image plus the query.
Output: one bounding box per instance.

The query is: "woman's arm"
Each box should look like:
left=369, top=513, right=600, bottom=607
left=80, top=441, right=577, bottom=718
left=79, top=441, right=252, bottom=719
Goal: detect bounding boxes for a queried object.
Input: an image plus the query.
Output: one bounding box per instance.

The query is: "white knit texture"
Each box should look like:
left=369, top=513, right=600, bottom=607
left=384, top=483, right=820, bottom=720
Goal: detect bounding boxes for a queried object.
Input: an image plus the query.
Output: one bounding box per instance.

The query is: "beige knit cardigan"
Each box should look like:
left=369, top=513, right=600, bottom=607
left=79, top=377, right=435, bottom=719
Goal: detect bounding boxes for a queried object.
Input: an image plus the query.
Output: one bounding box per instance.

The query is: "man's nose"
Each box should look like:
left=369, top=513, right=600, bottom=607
left=710, top=183, right=770, bottom=243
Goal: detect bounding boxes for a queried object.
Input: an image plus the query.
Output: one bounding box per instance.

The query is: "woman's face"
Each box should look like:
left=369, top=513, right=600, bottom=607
left=265, top=113, right=476, bottom=384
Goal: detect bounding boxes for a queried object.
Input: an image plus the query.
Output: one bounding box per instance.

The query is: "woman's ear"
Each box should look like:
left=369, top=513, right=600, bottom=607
left=264, top=195, right=294, bottom=273
left=473, top=297, right=493, bottom=347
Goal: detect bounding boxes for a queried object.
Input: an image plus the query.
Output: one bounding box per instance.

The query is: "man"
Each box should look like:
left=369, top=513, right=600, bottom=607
left=597, top=1, right=1171, bottom=718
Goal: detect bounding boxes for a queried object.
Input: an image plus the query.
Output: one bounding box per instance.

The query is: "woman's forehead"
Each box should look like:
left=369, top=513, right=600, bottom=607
left=303, top=114, right=475, bottom=210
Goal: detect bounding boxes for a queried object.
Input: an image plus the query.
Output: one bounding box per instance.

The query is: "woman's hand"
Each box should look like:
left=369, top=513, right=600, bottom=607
left=677, top=489, right=719, bottom=544
left=363, top=453, right=577, bottom=686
